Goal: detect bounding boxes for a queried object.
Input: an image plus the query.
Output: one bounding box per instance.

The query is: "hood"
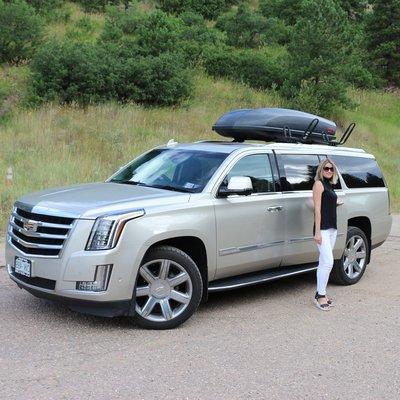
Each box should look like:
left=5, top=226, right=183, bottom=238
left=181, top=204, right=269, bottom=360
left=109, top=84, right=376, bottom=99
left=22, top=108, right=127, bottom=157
left=16, top=182, right=190, bottom=219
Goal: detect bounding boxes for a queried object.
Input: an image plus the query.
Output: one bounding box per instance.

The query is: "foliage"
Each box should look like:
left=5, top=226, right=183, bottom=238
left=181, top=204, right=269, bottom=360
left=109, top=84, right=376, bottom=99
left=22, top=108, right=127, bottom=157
left=102, top=8, right=223, bottom=66
left=216, top=3, right=289, bottom=47
left=203, top=46, right=283, bottom=90
left=365, top=0, right=400, bottom=86
left=29, top=40, right=191, bottom=106
left=156, top=0, right=238, bottom=20
left=25, top=0, right=63, bottom=13
left=338, top=0, right=368, bottom=20
left=259, top=0, right=303, bottom=25
left=72, top=0, right=122, bottom=13
left=0, top=0, right=44, bottom=64
left=280, top=0, right=359, bottom=115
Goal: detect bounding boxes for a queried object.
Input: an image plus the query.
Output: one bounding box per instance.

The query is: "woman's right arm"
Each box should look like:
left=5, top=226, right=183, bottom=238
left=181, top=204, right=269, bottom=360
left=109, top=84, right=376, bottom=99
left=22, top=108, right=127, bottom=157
left=313, top=181, right=324, bottom=245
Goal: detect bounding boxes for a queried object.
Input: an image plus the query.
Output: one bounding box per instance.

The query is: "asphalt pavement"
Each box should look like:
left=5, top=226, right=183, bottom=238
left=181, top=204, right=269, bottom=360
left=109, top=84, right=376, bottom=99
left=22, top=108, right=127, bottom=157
left=0, top=216, right=399, bottom=400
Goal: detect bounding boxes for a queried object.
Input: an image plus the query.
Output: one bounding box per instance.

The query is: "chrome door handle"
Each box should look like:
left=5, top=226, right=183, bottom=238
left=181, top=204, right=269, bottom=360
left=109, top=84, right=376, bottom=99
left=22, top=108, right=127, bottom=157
left=267, top=206, right=283, bottom=212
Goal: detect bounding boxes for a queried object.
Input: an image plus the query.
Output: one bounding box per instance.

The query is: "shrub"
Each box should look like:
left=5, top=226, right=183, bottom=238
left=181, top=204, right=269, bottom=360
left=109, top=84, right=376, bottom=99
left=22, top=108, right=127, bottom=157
left=157, top=0, right=237, bottom=20
left=216, top=4, right=289, bottom=48
left=0, top=0, right=44, bottom=64
left=29, top=40, right=191, bottom=106
left=72, top=0, right=122, bottom=13
left=203, top=46, right=283, bottom=89
left=26, top=0, right=63, bottom=12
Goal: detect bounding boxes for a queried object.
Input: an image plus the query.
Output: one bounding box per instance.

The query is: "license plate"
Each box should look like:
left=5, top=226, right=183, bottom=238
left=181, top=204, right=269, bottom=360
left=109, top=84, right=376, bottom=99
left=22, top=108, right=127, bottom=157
left=15, top=257, right=31, bottom=277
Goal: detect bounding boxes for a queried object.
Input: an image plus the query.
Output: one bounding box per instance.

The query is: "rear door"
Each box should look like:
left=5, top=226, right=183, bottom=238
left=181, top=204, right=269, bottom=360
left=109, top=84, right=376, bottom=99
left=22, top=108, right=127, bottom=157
left=275, top=152, right=320, bottom=266
left=213, top=151, right=285, bottom=279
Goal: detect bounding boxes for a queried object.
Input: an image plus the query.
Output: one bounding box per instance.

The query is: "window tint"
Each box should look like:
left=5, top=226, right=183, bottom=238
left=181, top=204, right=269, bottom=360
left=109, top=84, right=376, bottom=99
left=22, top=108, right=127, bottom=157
left=224, top=154, right=275, bottom=193
left=330, top=155, right=386, bottom=188
left=281, top=154, right=320, bottom=191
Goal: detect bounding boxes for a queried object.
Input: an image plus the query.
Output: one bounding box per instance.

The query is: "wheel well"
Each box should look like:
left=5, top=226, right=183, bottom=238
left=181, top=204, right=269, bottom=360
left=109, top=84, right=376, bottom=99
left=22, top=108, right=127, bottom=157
left=147, top=236, right=208, bottom=302
left=348, top=216, right=371, bottom=263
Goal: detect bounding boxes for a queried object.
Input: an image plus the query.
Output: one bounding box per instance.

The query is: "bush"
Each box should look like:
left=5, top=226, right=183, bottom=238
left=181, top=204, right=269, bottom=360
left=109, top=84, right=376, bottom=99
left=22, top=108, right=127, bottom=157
left=216, top=4, right=289, bottom=48
left=72, top=0, right=122, bottom=13
left=101, top=8, right=223, bottom=66
left=157, top=0, right=237, bottom=20
left=0, top=0, right=44, bottom=64
left=203, top=46, right=283, bottom=90
left=29, top=40, right=191, bottom=106
left=26, top=0, right=63, bottom=12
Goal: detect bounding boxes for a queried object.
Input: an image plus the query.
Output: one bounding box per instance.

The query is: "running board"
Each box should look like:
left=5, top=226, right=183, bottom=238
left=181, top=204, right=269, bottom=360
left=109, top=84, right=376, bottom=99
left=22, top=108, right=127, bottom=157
left=208, top=263, right=318, bottom=292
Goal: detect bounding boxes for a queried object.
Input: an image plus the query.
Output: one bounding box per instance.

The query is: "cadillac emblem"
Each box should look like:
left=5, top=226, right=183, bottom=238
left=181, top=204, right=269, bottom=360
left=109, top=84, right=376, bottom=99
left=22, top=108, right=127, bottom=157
left=23, top=220, right=38, bottom=232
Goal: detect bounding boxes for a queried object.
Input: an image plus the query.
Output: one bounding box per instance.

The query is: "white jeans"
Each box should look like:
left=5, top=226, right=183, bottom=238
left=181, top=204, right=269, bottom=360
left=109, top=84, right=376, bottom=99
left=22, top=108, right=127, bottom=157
left=316, top=228, right=337, bottom=296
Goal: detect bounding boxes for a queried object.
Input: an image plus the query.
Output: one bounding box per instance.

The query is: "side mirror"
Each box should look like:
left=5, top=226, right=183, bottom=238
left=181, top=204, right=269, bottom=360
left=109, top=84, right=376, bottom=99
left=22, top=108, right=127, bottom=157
left=218, top=176, right=253, bottom=197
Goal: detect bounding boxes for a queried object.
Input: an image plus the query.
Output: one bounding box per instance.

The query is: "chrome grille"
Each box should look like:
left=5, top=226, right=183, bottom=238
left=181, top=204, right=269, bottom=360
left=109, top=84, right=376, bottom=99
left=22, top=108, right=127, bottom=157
left=8, top=206, right=75, bottom=257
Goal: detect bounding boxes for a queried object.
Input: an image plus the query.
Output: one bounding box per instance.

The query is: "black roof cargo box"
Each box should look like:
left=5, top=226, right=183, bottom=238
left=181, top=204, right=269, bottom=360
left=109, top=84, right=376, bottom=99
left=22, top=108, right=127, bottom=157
left=212, top=108, right=338, bottom=145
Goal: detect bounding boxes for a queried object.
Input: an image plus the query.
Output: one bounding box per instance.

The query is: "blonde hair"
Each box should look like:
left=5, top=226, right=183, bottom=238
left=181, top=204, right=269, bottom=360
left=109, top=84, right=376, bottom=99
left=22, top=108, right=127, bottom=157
left=315, top=158, right=338, bottom=185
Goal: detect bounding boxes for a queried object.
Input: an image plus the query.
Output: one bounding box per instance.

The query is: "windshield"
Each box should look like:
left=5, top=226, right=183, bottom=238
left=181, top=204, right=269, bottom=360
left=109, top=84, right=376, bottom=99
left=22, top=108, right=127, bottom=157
left=109, top=148, right=228, bottom=193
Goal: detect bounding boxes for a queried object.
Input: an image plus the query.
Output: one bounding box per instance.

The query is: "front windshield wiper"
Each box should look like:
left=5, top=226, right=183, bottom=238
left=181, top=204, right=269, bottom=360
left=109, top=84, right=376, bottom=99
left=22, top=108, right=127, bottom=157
left=112, top=180, right=150, bottom=187
left=150, top=184, right=194, bottom=193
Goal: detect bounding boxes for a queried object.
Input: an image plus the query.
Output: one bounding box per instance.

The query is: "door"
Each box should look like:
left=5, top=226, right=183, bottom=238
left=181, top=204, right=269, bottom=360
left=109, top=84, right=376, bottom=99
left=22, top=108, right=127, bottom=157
left=213, top=153, right=285, bottom=279
left=276, top=153, right=347, bottom=266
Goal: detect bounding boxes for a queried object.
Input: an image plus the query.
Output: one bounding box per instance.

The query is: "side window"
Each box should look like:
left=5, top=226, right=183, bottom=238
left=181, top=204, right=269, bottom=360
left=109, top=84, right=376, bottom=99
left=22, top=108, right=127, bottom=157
left=224, top=154, right=275, bottom=193
left=330, top=155, right=386, bottom=188
left=281, top=154, right=320, bottom=191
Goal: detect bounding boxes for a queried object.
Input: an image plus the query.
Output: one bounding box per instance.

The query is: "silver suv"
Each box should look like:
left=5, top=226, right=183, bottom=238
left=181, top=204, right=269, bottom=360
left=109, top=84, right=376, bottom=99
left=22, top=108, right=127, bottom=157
left=6, top=140, right=392, bottom=329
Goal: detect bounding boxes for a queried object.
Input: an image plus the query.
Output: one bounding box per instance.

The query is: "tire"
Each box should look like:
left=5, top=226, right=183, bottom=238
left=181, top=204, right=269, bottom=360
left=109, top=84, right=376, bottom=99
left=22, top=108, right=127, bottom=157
left=330, top=226, right=369, bottom=285
left=133, top=245, right=203, bottom=330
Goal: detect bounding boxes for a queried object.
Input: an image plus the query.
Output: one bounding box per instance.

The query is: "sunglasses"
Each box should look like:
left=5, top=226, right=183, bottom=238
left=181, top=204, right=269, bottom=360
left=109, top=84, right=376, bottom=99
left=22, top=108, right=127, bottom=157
left=323, top=166, right=334, bottom=172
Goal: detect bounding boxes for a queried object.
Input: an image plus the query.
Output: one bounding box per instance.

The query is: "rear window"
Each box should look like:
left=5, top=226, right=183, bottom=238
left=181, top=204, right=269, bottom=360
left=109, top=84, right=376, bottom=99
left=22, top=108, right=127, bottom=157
left=330, top=155, right=386, bottom=188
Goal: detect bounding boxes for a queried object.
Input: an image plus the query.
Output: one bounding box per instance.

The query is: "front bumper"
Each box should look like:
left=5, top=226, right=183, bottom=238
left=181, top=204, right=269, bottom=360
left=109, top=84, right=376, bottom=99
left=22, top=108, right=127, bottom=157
left=9, top=271, right=132, bottom=317
left=6, top=218, right=145, bottom=316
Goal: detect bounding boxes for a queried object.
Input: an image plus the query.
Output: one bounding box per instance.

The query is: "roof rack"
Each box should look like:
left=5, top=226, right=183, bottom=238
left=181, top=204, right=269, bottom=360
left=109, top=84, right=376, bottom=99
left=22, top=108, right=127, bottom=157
left=212, top=108, right=356, bottom=147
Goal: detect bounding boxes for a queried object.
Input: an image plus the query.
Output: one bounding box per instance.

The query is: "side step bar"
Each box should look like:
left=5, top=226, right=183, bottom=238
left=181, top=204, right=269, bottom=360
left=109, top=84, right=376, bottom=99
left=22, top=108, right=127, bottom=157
left=208, top=263, right=318, bottom=292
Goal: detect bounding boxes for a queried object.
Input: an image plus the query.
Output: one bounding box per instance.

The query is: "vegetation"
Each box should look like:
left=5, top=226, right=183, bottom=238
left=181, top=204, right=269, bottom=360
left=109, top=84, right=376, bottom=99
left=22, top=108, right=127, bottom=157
left=0, top=0, right=44, bottom=64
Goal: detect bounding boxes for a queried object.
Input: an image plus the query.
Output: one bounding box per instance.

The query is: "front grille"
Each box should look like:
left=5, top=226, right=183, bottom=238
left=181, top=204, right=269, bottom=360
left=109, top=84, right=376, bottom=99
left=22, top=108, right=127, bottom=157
left=11, top=268, right=56, bottom=290
left=8, top=206, right=75, bottom=257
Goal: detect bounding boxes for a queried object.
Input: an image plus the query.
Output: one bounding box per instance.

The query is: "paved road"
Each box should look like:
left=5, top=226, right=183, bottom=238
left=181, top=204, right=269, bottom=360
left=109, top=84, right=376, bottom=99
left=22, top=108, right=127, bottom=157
left=0, top=217, right=399, bottom=400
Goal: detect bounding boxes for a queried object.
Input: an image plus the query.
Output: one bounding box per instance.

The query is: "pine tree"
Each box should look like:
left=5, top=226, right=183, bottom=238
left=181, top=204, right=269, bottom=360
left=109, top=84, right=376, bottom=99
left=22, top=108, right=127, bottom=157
left=366, top=0, right=400, bottom=86
left=280, top=0, right=355, bottom=116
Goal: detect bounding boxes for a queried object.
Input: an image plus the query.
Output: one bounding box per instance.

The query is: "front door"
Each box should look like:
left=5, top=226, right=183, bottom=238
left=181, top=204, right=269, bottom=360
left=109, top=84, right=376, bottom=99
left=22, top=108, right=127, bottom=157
left=213, top=153, right=284, bottom=279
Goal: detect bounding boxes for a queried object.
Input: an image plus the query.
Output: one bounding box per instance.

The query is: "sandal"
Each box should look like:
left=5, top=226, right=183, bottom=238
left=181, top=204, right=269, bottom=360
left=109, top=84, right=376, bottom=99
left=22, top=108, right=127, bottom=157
left=313, top=292, right=331, bottom=311
left=315, top=292, right=334, bottom=306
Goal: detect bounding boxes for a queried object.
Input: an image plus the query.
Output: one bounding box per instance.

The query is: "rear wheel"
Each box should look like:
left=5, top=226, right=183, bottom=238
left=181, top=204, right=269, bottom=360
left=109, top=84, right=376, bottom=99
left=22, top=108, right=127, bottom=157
left=133, top=246, right=203, bottom=330
left=331, top=226, right=369, bottom=285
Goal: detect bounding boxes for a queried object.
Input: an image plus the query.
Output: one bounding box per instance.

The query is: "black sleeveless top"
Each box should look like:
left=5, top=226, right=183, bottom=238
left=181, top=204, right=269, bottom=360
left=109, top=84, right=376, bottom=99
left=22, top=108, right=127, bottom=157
left=319, top=179, right=337, bottom=230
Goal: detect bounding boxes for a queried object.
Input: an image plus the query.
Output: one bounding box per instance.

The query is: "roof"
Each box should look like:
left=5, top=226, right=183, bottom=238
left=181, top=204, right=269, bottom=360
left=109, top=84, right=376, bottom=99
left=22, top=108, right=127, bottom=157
left=159, top=140, right=368, bottom=156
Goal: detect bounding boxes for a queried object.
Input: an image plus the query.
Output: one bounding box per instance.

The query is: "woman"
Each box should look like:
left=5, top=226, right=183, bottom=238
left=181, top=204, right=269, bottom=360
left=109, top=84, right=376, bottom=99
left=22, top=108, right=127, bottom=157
left=312, top=158, right=342, bottom=310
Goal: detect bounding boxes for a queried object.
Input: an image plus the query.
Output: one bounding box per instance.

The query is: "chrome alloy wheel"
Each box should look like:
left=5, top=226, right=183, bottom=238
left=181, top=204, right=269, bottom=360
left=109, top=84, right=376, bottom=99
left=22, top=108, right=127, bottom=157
left=135, top=259, right=193, bottom=322
left=343, top=235, right=367, bottom=279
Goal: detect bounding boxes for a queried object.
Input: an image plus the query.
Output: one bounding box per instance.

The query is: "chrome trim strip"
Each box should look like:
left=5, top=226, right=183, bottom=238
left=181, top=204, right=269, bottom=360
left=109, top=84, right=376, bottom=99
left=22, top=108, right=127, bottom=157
left=8, top=229, right=63, bottom=249
left=12, top=212, right=73, bottom=229
left=9, top=220, right=68, bottom=240
left=209, top=266, right=318, bottom=292
left=289, top=236, right=314, bottom=244
left=219, top=240, right=285, bottom=256
left=6, top=235, right=60, bottom=259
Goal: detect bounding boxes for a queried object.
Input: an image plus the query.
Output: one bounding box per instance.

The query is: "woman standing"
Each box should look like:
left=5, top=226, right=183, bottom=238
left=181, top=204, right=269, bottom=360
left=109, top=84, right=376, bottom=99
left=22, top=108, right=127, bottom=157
left=312, top=158, right=342, bottom=310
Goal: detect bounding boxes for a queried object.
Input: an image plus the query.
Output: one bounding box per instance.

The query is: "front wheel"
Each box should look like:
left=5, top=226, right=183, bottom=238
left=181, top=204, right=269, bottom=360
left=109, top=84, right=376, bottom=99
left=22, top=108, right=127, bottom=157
left=133, top=246, right=203, bottom=330
left=330, top=226, right=369, bottom=285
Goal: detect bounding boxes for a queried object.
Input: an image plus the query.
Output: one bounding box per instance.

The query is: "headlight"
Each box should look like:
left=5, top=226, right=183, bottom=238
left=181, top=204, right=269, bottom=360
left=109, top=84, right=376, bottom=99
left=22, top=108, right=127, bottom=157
left=86, top=209, right=145, bottom=251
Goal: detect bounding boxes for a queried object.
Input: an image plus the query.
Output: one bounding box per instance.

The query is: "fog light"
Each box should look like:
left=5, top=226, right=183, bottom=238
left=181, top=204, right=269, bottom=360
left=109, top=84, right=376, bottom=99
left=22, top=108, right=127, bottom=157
left=76, top=265, right=113, bottom=292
